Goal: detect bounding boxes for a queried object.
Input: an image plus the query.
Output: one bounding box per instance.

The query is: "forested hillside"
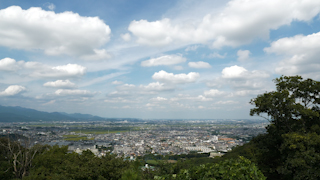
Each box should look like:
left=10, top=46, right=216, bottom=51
left=0, top=105, right=106, bottom=122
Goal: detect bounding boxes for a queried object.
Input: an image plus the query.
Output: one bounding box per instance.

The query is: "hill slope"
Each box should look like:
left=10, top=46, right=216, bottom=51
left=0, top=105, right=106, bottom=122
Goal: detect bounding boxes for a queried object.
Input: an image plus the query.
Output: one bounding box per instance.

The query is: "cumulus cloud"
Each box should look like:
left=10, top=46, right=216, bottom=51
left=128, top=0, right=320, bottom=48
left=188, top=61, right=211, bottom=68
left=265, top=32, right=320, bottom=77
left=52, top=64, right=86, bottom=76
left=190, top=95, right=213, bottom=102
left=0, top=57, right=22, bottom=71
left=221, top=65, right=269, bottom=79
left=32, top=64, right=86, bottom=78
left=121, top=33, right=131, bottom=41
left=80, top=49, right=112, bottom=61
left=109, top=81, right=174, bottom=98
left=55, top=89, right=95, bottom=96
left=237, top=50, right=251, bottom=62
left=204, top=89, right=225, bottom=97
left=141, top=54, right=186, bottom=67
left=229, top=90, right=263, bottom=97
left=222, top=65, right=247, bottom=78
left=152, top=70, right=200, bottom=84
left=117, top=84, right=136, bottom=91
left=0, top=6, right=111, bottom=60
left=169, top=94, right=213, bottom=103
left=140, top=82, right=174, bottom=91
left=0, top=58, right=87, bottom=79
left=0, top=58, right=44, bottom=72
left=0, top=85, right=26, bottom=96
left=218, top=65, right=271, bottom=91
left=43, top=80, right=76, bottom=89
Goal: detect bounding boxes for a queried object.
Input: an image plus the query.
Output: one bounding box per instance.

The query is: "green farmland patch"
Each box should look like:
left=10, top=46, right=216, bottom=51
left=63, top=135, right=94, bottom=141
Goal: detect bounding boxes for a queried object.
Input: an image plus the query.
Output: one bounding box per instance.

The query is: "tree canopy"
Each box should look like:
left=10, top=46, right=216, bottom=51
left=249, top=75, right=320, bottom=179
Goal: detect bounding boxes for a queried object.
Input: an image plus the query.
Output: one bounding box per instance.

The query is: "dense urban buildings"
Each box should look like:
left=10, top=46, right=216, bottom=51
left=0, top=119, right=267, bottom=158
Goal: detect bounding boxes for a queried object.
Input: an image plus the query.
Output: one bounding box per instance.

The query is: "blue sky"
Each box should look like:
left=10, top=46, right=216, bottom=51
left=0, top=0, right=320, bottom=119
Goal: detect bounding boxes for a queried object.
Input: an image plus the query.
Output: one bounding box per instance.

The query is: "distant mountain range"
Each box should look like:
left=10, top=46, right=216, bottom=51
left=0, top=105, right=107, bottom=122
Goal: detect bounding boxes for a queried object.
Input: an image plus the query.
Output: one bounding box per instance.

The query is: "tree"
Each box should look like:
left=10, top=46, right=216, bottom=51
left=0, top=136, right=48, bottom=179
left=25, top=145, right=131, bottom=180
left=175, top=156, right=266, bottom=180
left=250, top=75, right=320, bottom=133
left=249, top=75, right=320, bottom=179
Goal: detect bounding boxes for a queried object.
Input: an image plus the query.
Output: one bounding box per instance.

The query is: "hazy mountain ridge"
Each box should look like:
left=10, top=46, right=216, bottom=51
left=0, top=105, right=106, bottom=122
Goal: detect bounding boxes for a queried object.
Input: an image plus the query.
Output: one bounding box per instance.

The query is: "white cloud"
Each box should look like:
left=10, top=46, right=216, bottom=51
left=229, top=80, right=266, bottom=90
left=0, top=6, right=111, bottom=60
left=42, top=100, right=56, bottom=105
left=80, top=49, right=112, bottom=61
left=52, top=64, right=86, bottom=76
left=55, top=89, right=95, bottom=96
left=215, top=100, right=238, bottom=105
left=168, top=94, right=213, bottom=103
left=43, top=80, right=76, bottom=89
left=192, top=95, right=213, bottom=102
left=128, top=18, right=175, bottom=46
left=204, top=89, right=225, bottom=97
left=188, top=61, right=211, bottom=68
left=104, top=97, right=133, bottom=103
left=0, top=85, right=26, bottom=96
left=118, top=84, right=136, bottom=90
left=221, top=65, right=247, bottom=78
left=44, top=3, right=55, bottom=10
left=108, top=81, right=174, bottom=98
left=151, top=97, right=168, bottom=101
left=109, top=91, right=130, bottom=96
left=218, top=65, right=271, bottom=91
left=121, top=33, right=131, bottom=41
left=0, top=57, right=22, bottom=71
left=32, top=64, right=86, bottom=78
left=237, top=50, right=251, bottom=62
left=140, top=82, right=174, bottom=91
left=229, top=90, right=263, bottom=97
left=265, top=32, right=320, bottom=77
left=80, top=72, right=127, bottom=87
left=112, top=80, right=123, bottom=85
left=128, top=0, right=320, bottom=48
left=141, top=54, right=186, bottom=67
left=205, top=52, right=227, bottom=59
left=0, top=58, right=45, bottom=72
left=152, top=70, right=200, bottom=84
left=185, top=45, right=199, bottom=51
left=221, top=65, right=269, bottom=79
left=0, top=57, right=87, bottom=79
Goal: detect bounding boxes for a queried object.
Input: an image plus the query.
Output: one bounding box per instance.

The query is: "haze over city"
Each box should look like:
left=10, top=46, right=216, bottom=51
left=0, top=0, right=320, bottom=119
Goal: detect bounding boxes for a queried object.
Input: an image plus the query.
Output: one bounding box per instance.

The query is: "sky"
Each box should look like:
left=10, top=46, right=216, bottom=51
left=0, top=0, right=320, bottom=119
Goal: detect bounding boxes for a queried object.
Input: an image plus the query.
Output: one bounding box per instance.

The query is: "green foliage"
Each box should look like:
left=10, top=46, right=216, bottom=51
left=63, top=135, right=94, bottom=141
left=24, top=145, right=130, bottom=180
left=0, top=137, right=49, bottom=179
left=175, top=156, right=266, bottom=180
left=0, top=138, right=15, bottom=179
left=249, top=75, right=320, bottom=179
